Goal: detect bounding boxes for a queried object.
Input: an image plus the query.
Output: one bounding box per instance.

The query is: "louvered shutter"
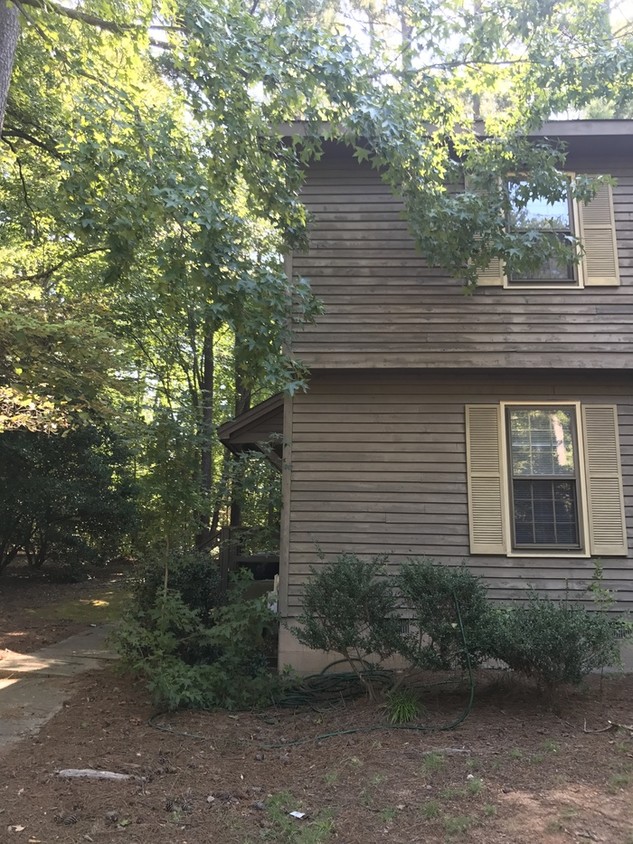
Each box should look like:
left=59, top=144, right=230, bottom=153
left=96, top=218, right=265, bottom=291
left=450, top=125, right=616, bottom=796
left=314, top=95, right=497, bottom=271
left=467, top=173, right=505, bottom=286
left=466, top=405, right=507, bottom=554
left=477, top=255, right=505, bottom=286
left=579, top=182, right=620, bottom=286
left=581, top=405, right=627, bottom=556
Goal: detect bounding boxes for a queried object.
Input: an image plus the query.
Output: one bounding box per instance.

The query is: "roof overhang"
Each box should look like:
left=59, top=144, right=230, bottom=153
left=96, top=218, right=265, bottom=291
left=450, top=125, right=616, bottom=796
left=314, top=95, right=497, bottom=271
left=217, top=394, right=284, bottom=471
left=279, top=118, right=633, bottom=158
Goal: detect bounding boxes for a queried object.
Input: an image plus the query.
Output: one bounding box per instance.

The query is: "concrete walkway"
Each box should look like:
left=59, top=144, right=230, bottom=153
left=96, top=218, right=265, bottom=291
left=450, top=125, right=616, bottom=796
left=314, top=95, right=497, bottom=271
left=0, top=625, right=118, bottom=754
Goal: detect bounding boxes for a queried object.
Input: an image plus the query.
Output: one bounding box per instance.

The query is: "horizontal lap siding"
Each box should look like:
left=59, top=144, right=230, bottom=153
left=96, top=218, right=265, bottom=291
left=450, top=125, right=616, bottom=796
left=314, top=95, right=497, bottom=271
left=284, top=372, right=633, bottom=615
left=292, top=152, right=633, bottom=369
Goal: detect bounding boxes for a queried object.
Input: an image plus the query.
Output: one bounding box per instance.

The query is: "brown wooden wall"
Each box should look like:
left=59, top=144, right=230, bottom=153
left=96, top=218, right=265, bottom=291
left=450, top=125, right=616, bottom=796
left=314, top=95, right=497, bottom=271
left=280, top=370, right=633, bottom=617
left=291, top=147, right=633, bottom=369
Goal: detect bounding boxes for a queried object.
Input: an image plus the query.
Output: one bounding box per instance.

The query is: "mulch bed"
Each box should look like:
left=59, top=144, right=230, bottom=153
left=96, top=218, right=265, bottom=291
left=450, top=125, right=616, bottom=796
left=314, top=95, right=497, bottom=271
left=1, top=666, right=632, bottom=843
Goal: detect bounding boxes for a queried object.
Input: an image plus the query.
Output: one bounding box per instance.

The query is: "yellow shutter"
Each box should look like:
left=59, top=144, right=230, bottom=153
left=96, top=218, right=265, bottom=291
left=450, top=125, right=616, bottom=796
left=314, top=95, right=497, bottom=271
left=579, top=182, right=620, bottom=286
left=477, top=256, right=505, bottom=286
left=468, top=173, right=505, bottom=287
left=466, top=405, right=507, bottom=554
left=581, top=405, right=627, bottom=556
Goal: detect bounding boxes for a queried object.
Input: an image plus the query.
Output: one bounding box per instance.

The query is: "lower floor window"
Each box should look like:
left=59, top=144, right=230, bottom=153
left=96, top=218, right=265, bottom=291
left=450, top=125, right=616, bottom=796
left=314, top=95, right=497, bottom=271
left=507, top=406, right=581, bottom=551
left=467, top=401, right=627, bottom=557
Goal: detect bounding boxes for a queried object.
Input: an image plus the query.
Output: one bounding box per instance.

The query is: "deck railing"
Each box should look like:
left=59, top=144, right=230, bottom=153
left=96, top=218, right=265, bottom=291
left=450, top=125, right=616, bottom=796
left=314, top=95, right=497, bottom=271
left=217, top=525, right=279, bottom=590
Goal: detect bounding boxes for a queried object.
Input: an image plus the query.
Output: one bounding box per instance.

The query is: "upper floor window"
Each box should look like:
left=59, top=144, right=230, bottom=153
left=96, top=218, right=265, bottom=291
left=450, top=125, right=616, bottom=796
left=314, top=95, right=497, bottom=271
left=506, top=179, right=577, bottom=285
left=476, top=176, right=620, bottom=289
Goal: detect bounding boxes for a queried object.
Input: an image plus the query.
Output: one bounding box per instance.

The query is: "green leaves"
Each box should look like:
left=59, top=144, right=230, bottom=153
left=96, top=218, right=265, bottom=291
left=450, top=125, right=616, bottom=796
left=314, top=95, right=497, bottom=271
left=294, top=553, right=401, bottom=666
left=116, top=562, right=280, bottom=710
left=3, top=0, right=633, bottom=558
left=489, top=592, right=625, bottom=690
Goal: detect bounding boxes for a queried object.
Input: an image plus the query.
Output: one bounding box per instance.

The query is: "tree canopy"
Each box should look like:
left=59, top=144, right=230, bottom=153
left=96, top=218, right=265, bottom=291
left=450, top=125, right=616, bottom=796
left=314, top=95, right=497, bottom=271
left=1, top=0, right=632, bottom=558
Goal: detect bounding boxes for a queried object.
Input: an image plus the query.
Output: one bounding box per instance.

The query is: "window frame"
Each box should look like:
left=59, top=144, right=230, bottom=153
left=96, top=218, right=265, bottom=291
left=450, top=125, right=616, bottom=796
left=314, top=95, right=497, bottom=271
left=500, top=401, right=591, bottom=558
left=505, top=404, right=583, bottom=552
left=501, top=172, right=585, bottom=290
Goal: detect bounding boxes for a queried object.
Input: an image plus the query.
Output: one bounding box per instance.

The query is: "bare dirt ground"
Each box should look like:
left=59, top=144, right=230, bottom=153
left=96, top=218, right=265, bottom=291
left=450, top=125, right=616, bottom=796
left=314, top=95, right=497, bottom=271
left=2, top=570, right=632, bottom=842
left=0, top=560, right=131, bottom=654
left=1, top=665, right=633, bottom=844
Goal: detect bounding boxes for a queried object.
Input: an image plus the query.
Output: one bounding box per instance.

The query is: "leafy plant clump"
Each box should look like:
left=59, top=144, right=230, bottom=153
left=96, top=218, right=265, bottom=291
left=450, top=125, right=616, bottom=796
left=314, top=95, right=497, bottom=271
left=293, top=554, right=628, bottom=695
left=133, top=551, right=225, bottom=624
left=384, top=689, right=422, bottom=724
left=397, top=558, right=493, bottom=670
left=489, top=592, right=625, bottom=690
left=116, top=554, right=280, bottom=710
left=0, top=425, right=137, bottom=576
left=293, top=554, right=401, bottom=694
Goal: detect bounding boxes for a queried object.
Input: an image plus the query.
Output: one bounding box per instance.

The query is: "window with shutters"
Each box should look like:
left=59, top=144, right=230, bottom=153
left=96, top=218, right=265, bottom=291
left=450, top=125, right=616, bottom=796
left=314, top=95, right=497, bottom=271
left=477, top=176, right=620, bottom=289
left=465, top=403, right=627, bottom=557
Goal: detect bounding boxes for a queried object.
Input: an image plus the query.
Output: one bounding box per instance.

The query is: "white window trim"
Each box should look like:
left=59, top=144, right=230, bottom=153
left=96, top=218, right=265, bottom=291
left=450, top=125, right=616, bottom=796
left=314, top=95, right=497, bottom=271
left=500, top=401, right=591, bottom=558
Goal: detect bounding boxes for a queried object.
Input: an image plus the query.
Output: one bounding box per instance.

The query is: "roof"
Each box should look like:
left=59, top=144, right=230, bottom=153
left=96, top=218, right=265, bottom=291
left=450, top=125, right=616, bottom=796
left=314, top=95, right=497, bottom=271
left=279, top=119, right=633, bottom=156
left=217, top=393, right=284, bottom=470
left=280, top=118, right=633, bottom=137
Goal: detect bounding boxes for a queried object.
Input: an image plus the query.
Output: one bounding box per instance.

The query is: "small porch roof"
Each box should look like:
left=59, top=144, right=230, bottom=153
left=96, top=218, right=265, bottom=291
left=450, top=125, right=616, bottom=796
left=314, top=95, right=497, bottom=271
left=217, top=393, right=284, bottom=470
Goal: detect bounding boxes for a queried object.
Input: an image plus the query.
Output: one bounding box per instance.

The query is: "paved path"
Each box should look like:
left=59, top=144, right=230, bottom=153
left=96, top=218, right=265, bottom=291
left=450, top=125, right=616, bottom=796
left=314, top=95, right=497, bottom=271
left=0, top=625, right=118, bottom=754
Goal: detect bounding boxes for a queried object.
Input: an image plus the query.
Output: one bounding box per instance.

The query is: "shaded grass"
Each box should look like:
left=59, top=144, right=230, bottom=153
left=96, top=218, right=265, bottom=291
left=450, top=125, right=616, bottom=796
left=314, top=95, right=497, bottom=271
left=33, top=588, right=130, bottom=623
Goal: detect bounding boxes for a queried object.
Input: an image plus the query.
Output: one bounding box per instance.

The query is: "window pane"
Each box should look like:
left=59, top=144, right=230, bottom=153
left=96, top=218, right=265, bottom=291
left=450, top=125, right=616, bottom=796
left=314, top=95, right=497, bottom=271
left=507, top=181, right=570, bottom=231
left=509, top=237, right=574, bottom=281
left=509, top=408, right=575, bottom=477
left=506, top=180, right=575, bottom=283
left=513, top=479, right=579, bottom=547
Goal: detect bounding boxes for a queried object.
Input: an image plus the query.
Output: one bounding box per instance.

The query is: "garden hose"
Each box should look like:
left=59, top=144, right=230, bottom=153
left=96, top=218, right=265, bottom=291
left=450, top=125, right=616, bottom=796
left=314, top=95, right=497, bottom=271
left=148, top=590, right=475, bottom=746
left=263, top=589, right=475, bottom=746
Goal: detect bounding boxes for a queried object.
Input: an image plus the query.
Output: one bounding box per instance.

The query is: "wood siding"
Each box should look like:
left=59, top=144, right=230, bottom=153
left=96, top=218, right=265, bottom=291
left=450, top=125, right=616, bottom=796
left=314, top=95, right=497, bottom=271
left=282, top=371, right=633, bottom=616
left=291, top=148, right=633, bottom=369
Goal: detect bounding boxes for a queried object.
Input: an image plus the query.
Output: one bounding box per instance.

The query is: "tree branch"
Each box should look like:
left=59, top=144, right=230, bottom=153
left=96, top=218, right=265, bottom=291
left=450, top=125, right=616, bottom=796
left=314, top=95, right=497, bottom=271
left=2, top=136, right=40, bottom=237
left=19, top=247, right=108, bottom=286
left=1, top=125, right=63, bottom=159
left=12, top=0, right=178, bottom=48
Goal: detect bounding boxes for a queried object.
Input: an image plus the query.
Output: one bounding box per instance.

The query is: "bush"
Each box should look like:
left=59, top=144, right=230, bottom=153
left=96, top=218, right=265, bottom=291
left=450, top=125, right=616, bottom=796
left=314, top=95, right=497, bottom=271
left=116, top=557, right=280, bottom=710
left=293, top=554, right=401, bottom=676
left=293, top=553, right=402, bottom=699
left=0, top=425, right=137, bottom=575
left=397, top=558, right=493, bottom=670
left=133, top=550, right=225, bottom=623
left=292, top=552, right=628, bottom=696
left=489, top=592, right=624, bottom=690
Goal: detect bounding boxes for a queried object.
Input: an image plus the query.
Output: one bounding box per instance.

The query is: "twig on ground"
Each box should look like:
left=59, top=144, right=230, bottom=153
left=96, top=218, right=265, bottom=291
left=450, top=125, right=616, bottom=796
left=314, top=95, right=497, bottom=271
left=56, top=768, right=143, bottom=781
left=583, top=719, right=633, bottom=734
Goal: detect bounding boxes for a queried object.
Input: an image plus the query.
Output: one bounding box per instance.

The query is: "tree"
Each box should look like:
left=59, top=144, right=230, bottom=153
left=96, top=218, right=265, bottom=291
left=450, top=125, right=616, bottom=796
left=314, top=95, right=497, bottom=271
left=0, top=2, right=19, bottom=132
left=1, top=0, right=632, bottom=554
left=0, top=424, right=136, bottom=572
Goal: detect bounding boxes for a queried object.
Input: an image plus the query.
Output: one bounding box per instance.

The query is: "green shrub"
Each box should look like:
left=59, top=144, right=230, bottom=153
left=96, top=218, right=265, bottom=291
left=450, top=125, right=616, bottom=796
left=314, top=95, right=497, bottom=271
left=116, top=560, right=280, bottom=710
left=0, top=425, right=137, bottom=575
left=489, top=592, right=624, bottom=690
left=133, top=550, right=224, bottom=623
left=397, top=558, right=493, bottom=670
left=293, top=554, right=401, bottom=689
left=292, top=552, right=628, bottom=697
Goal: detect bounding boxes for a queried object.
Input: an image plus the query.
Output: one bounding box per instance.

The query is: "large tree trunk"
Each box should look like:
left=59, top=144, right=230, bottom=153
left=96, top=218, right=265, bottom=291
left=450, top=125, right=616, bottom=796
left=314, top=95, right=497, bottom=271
left=195, top=325, right=214, bottom=548
left=229, top=367, right=251, bottom=532
left=0, top=2, right=19, bottom=134
left=396, top=0, right=412, bottom=73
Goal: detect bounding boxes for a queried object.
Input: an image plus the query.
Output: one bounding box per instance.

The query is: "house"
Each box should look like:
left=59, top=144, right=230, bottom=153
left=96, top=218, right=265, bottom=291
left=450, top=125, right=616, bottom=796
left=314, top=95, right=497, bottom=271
left=221, top=120, right=633, bottom=672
